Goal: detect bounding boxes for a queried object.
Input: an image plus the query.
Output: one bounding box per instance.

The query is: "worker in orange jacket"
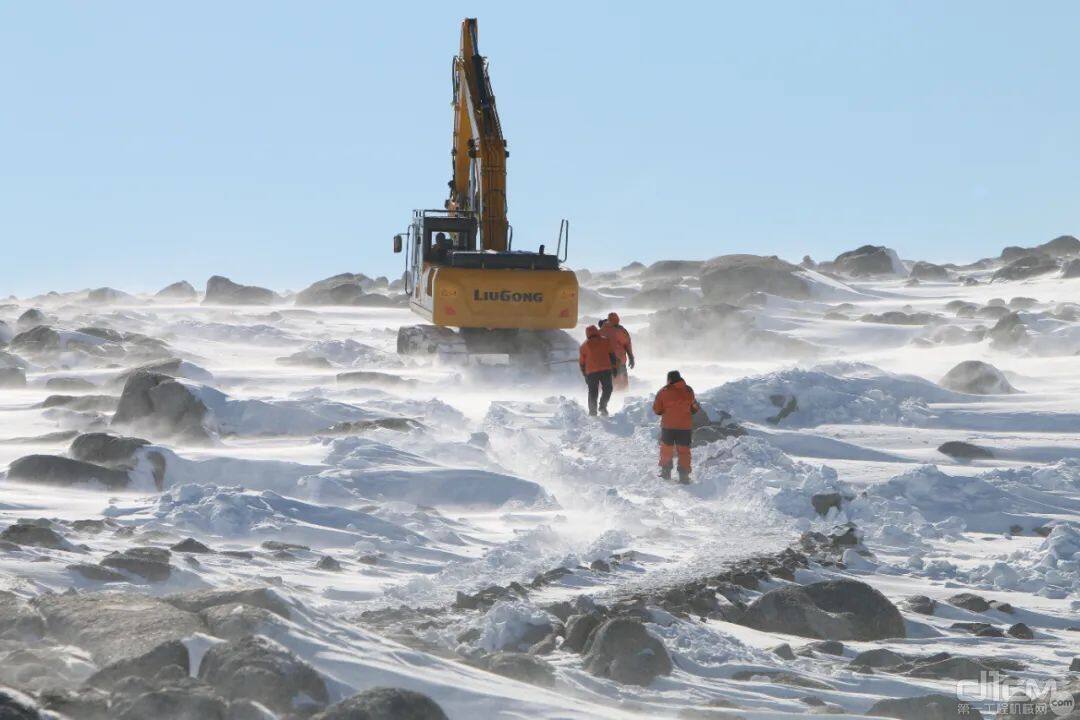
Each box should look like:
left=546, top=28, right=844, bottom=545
left=579, top=325, right=617, bottom=416
left=599, top=312, right=635, bottom=392
left=652, top=370, right=701, bottom=483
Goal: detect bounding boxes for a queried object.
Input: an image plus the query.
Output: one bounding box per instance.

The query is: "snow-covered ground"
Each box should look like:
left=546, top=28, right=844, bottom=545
left=1, top=254, right=1079, bottom=719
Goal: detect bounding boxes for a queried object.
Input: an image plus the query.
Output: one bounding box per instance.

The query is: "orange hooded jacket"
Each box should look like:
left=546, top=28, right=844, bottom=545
left=652, top=379, right=700, bottom=430
left=579, top=326, right=617, bottom=375
left=599, top=313, right=633, bottom=364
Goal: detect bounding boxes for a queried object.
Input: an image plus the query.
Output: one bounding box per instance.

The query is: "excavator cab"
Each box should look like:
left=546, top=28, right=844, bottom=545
left=391, top=19, right=580, bottom=366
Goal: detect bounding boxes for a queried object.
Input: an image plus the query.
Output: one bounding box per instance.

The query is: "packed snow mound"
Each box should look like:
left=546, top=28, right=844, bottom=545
left=165, top=319, right=298, bottom=345
left=322, top=438, right=549, bottom=508
left=659, top=362, right=966, bottom=428
left=192, top=385, right=373, bottom=436
left=301, top=339, right=402, bottom=368
left=148, top=484, right=426, bottom=545
left=939, top=360, right=1018, bottom=395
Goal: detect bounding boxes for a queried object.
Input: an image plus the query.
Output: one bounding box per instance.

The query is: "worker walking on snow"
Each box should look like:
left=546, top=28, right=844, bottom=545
left=653, top=370, right=701, bottom=483
left=599, top=312, right=635, bottom=391
left=579, top=325, right=617, bottom=416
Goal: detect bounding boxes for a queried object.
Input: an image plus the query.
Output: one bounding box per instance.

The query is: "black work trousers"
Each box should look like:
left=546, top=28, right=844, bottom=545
left=585, top=370, right=613, bottom=415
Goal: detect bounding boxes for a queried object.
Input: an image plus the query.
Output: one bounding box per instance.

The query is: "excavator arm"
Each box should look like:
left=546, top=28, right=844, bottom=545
left=449, top=18, right=509, bottom=252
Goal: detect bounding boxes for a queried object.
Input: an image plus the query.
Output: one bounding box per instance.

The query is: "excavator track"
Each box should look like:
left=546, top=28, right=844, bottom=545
left=397, top=325, right=578, bottom=367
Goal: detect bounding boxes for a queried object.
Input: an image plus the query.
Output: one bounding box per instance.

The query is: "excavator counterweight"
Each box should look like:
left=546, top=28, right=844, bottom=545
left=392, top=19, right=579, bottom=365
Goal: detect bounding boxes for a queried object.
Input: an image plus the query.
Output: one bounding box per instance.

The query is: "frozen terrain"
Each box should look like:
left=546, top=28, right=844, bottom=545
left=1, top=242, right=1079, bottom=719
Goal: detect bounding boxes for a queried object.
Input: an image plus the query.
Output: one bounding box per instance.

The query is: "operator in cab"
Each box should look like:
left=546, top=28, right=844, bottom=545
left=431, top=233, right=451, bottom=264
left=599, top=312, right=635, bottom=391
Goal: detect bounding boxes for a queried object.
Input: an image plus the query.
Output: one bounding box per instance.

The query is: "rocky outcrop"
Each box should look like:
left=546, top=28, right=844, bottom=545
left=165, top=587, right=291, bottom=619
left=909, top=261, right=949, bottom=280
left=197, top=635, right=327, bottom=713
left=480, top=652, right=556, bottom=687
left=832, top=245, right=903, bottom=276
left=699, top=255, right=809, bottom=302
left=868, top=694, right=984, bottom=720
left=203, top=276, right=276, bottom=306
left=295, top=273, right=369, bottom=306
left=1062, top=258, right=1080, bottom=279
left=1001, top=234, right=1080, bottom=261
left=938, top=441, right=994, bottom=460
left=582, top=618, right=673, bottom=686
left=112, top=371, right=212, bottom=443
left=939, top=360, right=1017, bottom=394
left=85, top=639, right=190, bottom=691
left=100, top=547, right=173, bottom=582
left=31, top=592, right=204, bottom=666
left=155, top=281, right=198, bottom=300
left=993, top=254, right=1059, bottom=282
left=86, top=287, right=132, bottom=304
left=739, top=578, right=905, bottom=641
left=312, top=687, right=449, bottom=720
left=6, top=455, right=130, bottom=489
left=0, top=522, right=74, bottom=550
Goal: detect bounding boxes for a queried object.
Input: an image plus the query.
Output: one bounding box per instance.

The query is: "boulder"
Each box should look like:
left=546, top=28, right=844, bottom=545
left=311, top=687, right=449, bottom=720
left=85, top=639, right=189, bottom=690
left=0, top=523, right=73, bottom=551
left=947, top=592, right=990, bottom=612
left=832, top=245, right=903, bottom=276
left=0, top=686, right=44, bottom=720
left=32, top=592, right=204, bottom=665
left=0, top=368, right=26, bottom=388
left=15, top=309, right=47, bottom=332
left=906, top=656, right=995, bottom=681
left=849, top=648, right=906, bottom=669
left=988, top=312, right=1029, bottom=350
left=295, top=273, right=370, bottom=306
left=111, top=683, right=229, bottom=720
left=699, top=255, right=809, bottom=303
left=86, top=287, right=132, bottom=304
left=563, top=612, right=603, bottom=653
left=939, top=361, right=1016, bottom=395
left=993, top=254, right=1059, bottom=282
left=937, top=441, right=994, bottom=460
left=868, top=694, right=984, bottom=720
left=68, top=563, right=127, bottom=582
left=582, top=618, right=673, bottom=686
left=100, top=547, right=173, bottom=582
left=738, top=578, right=905, bottom=641
left=1007, top=622, right=1034, bottom=639
left=0, top=591, right=45, bottom=641
left=171, top=538, right=212, bottom=554
left=909, top=261, right=949, bottom=281
left=112, top=371, right=212, bottom=443
left=6, top=455, right=130, bottom=490
left=860, top=311, right=940, bottom=325
left=110, top=359, right=214, bottom=389
left=69, top=432, right=150, bottom=466
left=1063, top=259, right=1080, bottom=279
left=482, top=652, right=556, bottom=687
left=155, top=281, right=198, bottom=300
left=165, top=587, right=291, bottom=619
left=9, top=326, right=61, bottom=353
left=197, top=635, right=327, bottom=713
left=199, top=603, right=288, bottom=641
left=203, top=276, right=276, bottom=306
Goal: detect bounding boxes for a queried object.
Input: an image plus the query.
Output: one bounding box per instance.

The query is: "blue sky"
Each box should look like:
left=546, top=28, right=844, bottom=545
left=2, top=2, right=1078, bottom=296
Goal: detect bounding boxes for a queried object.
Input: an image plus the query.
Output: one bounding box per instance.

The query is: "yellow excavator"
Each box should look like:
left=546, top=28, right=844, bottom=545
left=393, top=18, right=579, bottom=364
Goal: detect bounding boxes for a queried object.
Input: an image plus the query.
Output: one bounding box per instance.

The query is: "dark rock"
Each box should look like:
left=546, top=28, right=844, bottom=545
left=203, top=276, right=276, bottom=306
left=879, top=601, right=928, bottom=638
left=171, top=538, right=212, bottom=554
left=6, top=455, right=130, bottom=489
left=868, top=693, right=984, bottom=720
left=67, top=563, right=127, bottom=582
left=950, top=622, right=1004, bottom=637
left=860, top=311, right=940, bottom=325
left=45, top=376, right=96, bottom=391
left=9, top=325, right=61, bottom=353
left=112, top=684, right=229, bottom=720
left=41, top=394, right=117, bottom=412
left=16, top=308, right=47, bottom=331
left=0, top=523, right=72, bottom=550
left=315, top=555, right=342, bottom=571
left=199, top=603, right=286, bottom=641
left=165, top=587, right=291, bottom=619
left=482, top=652, right=556, bottom=687
left=1063, top=258, right=1080, bottom=278
left=0, top=686, right=44, bottom=720
left=1071, top=658, right=1080, bottom=671
left=0, top=368, right=26, bottom=388
left=69, top=433, right=150, bottom=468
left=37, top=686, right=111, bottom=720
left=582, top=618, right=673, bottom=686
left=993, top=254, right=1060, bottom=282
left=988, top=312, right=1029, bottom=350
left=989, top=600, right=1014, bottom=614
left=810, top=492, right=843, bottom=516
left=100, top=547, right=172, bottom=582
left=295, top=273, right=370, bottom=306
left=156, top=281, right=198, bottom=300
left=770, top=643, right=795, bottom=660
left=1007, top=622, right=1034, bottom=639
left=805, top=640, right=844, bottom=656
left=311, top=687, right=449, bottom=720
left=32, top=592, right=204, bottom=665
left=699, top=255, right=809, bottom=302
left=0, top=591, right=44, bottom=640
left=850, top=648, right=906, bottom=668
left=909, top=261, right=949, bottom=280
left=739, top=578, right=905, bottom=641
left=198, top=635, right=328, bottom=713
left=589, top=559, right=610, bottom=573
left=113, top=371, right=212, bottom=443
left=940, top=360, right=1016, bottom=395
left=730, top=669, right=833, bottom=690
left=85, top=639, right=189, bottom=690
left=563, top=613, right=603, bottom=653
left=906, top=656, right=995, bottom=681
left=833, top=245, right=901, bottom=276
left=938, top=441, right=994, bottom=460
left=947, top=592, right=990, bottom=612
